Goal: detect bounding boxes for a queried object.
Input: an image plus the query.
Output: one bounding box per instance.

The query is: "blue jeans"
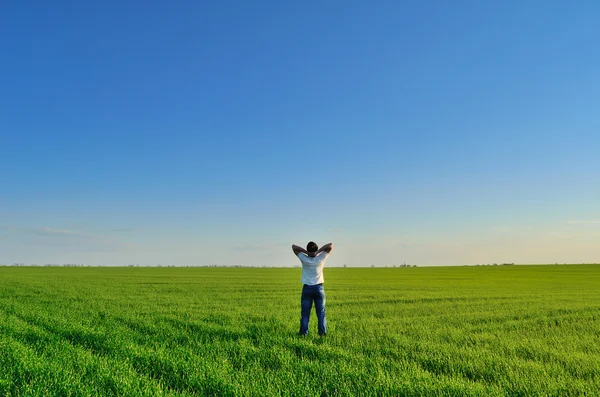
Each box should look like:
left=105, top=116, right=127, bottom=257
left=299, top=284, right=327, bottom=336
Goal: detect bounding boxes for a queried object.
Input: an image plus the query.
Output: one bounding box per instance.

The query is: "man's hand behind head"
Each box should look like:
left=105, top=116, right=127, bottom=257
left=317, top=243, right=333, bottom=255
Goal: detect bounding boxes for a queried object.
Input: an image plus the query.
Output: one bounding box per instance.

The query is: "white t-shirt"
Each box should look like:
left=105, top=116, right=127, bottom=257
left=297, top=251, right=329, bottom=285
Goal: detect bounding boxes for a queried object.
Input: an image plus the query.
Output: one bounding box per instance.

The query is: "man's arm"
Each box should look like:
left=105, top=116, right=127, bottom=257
left=292, top=244, right=308, bottom=256
left=316, top=242, right=334, bottom=255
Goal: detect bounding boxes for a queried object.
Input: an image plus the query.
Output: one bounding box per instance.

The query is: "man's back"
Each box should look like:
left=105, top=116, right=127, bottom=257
left=298, top=251, right=329, bottom=285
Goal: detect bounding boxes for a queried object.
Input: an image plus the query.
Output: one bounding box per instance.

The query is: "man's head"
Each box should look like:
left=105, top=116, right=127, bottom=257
left=307, top=241, right=318, bottom=255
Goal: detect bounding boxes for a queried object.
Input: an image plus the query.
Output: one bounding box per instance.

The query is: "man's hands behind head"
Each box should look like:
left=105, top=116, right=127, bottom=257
left=292, top=242, right=333, bottom=257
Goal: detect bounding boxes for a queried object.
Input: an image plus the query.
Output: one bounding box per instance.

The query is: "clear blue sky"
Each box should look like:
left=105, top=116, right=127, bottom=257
left=1, top=1, right=599, bottom=266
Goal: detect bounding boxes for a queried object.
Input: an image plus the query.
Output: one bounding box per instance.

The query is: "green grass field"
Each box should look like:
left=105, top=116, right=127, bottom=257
left=1, top=265, right=599, bottom=396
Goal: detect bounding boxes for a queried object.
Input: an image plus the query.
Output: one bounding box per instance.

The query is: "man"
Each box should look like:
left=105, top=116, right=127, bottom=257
left=292, top=241, right=334, bottom=336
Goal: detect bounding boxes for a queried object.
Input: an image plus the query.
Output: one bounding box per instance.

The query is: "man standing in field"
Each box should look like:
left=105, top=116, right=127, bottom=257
left=292, top=241, right=333, bottom=336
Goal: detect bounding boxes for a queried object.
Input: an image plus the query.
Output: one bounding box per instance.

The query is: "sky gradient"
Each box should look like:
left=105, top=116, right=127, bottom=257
left=1, top=1, right=599, bottom=266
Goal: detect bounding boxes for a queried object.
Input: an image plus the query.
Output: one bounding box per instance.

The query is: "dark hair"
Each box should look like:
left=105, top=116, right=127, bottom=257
left=307, top=241, right=318, bottom=253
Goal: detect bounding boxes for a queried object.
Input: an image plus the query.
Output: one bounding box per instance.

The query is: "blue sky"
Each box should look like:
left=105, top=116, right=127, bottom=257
left=1, top=1, right=599, bottom=266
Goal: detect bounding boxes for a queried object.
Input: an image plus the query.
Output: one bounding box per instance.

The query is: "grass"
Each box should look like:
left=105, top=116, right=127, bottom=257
left=0, top=265, right=599, bottom=396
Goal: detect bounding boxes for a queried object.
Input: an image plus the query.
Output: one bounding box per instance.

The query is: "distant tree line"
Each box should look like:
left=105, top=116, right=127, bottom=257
left=3, top=262, right=598, bottom=267
left=474, top=263, right=515, bottom=266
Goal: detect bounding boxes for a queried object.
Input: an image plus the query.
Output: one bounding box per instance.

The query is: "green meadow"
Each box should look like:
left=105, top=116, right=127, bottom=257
left=0, top=265, right=598, bottom=396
